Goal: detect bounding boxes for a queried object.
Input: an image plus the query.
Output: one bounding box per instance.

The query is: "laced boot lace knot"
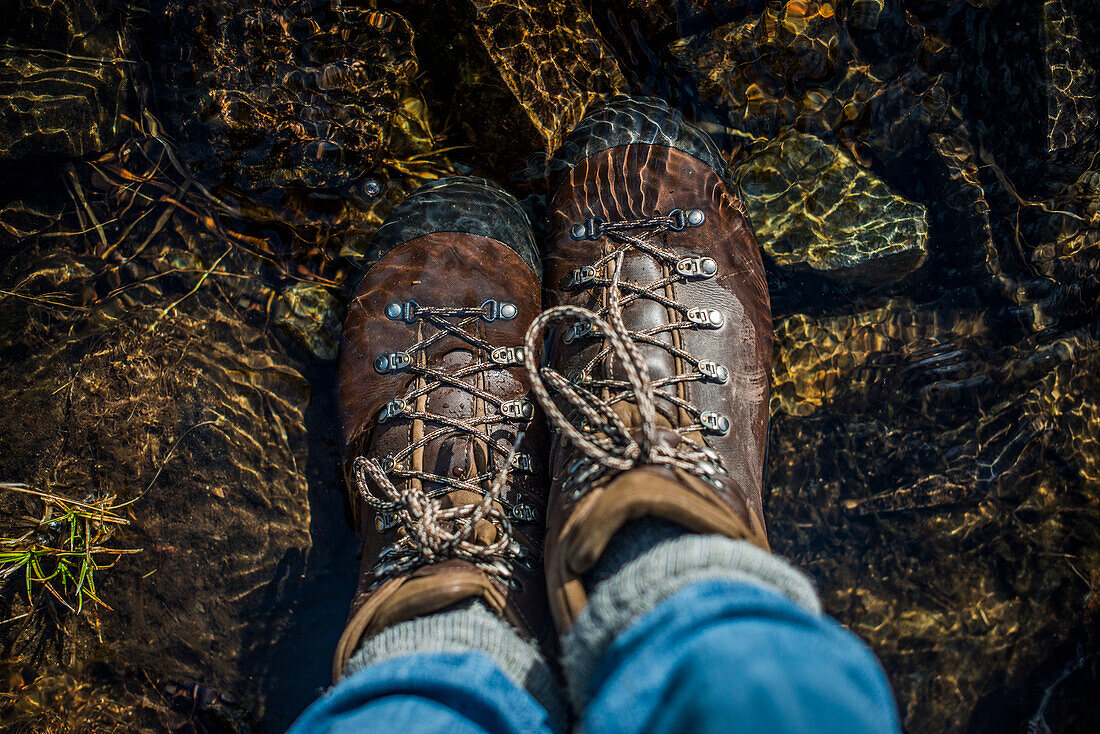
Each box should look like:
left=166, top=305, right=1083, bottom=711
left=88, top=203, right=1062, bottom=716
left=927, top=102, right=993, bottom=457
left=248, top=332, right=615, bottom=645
left=352, top=298, right=531, bottom=586
left=523, top=209, right=728, bottom=496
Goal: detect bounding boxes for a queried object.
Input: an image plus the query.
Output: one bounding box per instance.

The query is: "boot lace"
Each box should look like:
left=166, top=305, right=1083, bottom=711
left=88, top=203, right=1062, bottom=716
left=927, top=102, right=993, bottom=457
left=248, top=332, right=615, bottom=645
left=523, top=210, right=730, bottom=496
left=352, top=300, right=531, bottom=585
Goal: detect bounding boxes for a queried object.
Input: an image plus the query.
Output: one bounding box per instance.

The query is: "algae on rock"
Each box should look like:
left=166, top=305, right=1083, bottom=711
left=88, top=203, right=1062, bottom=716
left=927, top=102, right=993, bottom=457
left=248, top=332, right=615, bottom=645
left=736, top=129, right=928, bottom=284
left=468, top=0, right=626, bottom=153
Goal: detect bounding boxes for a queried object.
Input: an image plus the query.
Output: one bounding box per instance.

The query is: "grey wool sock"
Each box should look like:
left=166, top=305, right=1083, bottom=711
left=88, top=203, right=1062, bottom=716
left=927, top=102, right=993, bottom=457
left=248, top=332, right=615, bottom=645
left=562, top=518, right=822, bottom=712
left=344, top=600, right=565, bottom=726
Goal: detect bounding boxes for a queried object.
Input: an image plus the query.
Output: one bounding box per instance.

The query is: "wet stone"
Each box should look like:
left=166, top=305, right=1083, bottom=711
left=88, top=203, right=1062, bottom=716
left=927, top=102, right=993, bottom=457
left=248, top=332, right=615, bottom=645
left=769, top=312, right=1100, bottom=732
left=670, top=1, right=961, bottom=170
left=273, top=282, right=342, bottom=361
left=773, top=300, right=953, bottom=417
left=1019, top=169, right=1100, bottom=326
left=0, top=55, right=130, bottom=160
left=468, top=0, right=626, bottom=152
left=146, top=0, right=418, bottom=191
left=1044, top=0, right=1097, bottom=152
left=736, top=129, right=928, bottom=284
left=401, top=0, right=625, bottom=178
left=0, top=141, right=316, bottom=730
left=670, top=1, right=850, bottom=141
left=930, top=0, right=1083, bottom=198
left=590, top=0, right=745, bottom=42
left=0, top=0, right=131, bottom=160
left=848, top=0, right=884, bottom=30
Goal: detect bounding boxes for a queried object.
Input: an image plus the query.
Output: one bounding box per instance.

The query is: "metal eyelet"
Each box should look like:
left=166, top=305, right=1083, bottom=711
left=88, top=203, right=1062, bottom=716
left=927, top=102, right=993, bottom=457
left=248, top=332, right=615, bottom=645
left=570, top=217, right=604, bottom=240
left=574, top=460, right=602, bottom=490
left=514, top=543, right=542, bottom=571
left=565, top=370, right=589, bottom=384
left=563, top=320, right=596, bottom=343
left=509, top=503, right=541, bottom=523
left=499, top=399, right=535, bottom=420
left=375, top=511, right=398, bottom=532
left=700, top=411, right=731, bottom=435
left=384, top=300, right=420, bottom=322
left=378, top=398, right=408, bottom=422
left=560, top=265, right=597, bottom=289
left=676, top=257, right=718, bottom=279
left=694, top=458, right=721, bottom=479
left=481, top=299, right=518, bottom=322
left=374, top=351, right=412, bottom=374
left=490, top=346, right=524, bottom=365
left=668, top=208, right=706, bottom=230
left=686, top=308, right=725, bottom=329
left=510, top=452, right=537, bottom=473
left=698, top=361, right=730, bottom=383
left=379, top=454, right=396, bottom=472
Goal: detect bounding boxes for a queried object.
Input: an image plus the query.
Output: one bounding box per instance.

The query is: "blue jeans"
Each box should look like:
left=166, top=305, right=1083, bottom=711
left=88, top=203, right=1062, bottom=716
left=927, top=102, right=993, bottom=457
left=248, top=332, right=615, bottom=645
left=288, top=580, right=901, bottom=733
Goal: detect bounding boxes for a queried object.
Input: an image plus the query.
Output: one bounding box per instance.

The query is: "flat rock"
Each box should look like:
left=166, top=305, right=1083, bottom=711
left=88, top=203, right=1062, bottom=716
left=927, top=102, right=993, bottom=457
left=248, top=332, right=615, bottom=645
left=0, top=0, right=131, bottom=160
left=736, top=129, right=928, bottom=284
left=468, top=0, right=626, bottom=152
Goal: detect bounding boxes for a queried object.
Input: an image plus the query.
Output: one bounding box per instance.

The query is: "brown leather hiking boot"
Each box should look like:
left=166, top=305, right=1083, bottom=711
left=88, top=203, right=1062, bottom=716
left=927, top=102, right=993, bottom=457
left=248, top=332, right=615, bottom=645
left=334, top=177, right=550, bottom=679
left=523, top=96, right=773, bottom=632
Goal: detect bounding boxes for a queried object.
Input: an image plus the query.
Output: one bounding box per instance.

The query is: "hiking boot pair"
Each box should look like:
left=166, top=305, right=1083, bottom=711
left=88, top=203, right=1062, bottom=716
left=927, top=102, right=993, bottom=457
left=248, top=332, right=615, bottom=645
left=334, top=96, right=773, bottom=676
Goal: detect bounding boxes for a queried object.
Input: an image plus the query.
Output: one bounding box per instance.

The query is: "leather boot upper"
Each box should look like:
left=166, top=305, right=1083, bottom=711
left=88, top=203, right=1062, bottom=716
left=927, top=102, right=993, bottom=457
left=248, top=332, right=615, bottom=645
left=335, top=178, right=549, bottom=678
left=527, top=98, right=774, bottom=631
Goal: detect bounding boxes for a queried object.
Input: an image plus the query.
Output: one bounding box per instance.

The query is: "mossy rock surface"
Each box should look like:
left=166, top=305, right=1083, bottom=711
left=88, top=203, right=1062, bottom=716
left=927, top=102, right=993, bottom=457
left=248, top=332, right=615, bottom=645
left=737, top=129, right=928, bottom=284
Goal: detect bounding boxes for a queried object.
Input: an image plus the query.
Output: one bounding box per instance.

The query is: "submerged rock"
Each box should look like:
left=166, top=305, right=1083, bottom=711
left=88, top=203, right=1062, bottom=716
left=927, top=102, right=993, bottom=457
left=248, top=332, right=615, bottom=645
left=0, top=139, right=315, bottom=729
left=274, top=282, right=342, bottom=361
left=0, top=0, right=131, bottom=160
left=770, top=299, right=987, bottom=417
left=736, top=129, right=928, bottom=284
left=768, top=320, right=1100, bottom=733
left=670, top=1, right=960, bottom=170
left=848, top=0, right=884, bottom=30
left=467, top=0, right=626, bottom=152
left=0, top=55, right=129, bottom=160
left=146, top=0, right=417, bottom=191
left=406, top=0, right=624, bottom=175
left=1044, top=0, right=1097, bottom=152
left=592, top=0, right=745, bottom=41
left=670, top=1, right=850, bottom=141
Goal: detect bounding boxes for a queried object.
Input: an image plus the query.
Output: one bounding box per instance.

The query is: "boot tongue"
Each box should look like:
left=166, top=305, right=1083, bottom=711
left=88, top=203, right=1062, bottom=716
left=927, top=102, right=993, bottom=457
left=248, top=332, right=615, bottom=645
left=611, top=402, right=682, bottom=451
left=430, top=436, right=499, bottom=546
left=429, top=433, right=474, bottom=483
left=602, top=248, right=679, bottom=414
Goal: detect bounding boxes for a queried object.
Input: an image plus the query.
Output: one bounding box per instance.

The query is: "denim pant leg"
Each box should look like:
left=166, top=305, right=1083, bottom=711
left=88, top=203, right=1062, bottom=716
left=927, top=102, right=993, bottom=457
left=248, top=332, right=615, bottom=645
left=582, top=580, right=901, bottom=734
left=287, top=651, right=558, bottom=734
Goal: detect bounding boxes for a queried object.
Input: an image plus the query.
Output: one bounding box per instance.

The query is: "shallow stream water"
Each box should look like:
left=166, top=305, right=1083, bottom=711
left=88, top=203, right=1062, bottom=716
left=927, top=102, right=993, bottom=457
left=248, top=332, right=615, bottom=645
left=0, top=0, right=1098, bottom=732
